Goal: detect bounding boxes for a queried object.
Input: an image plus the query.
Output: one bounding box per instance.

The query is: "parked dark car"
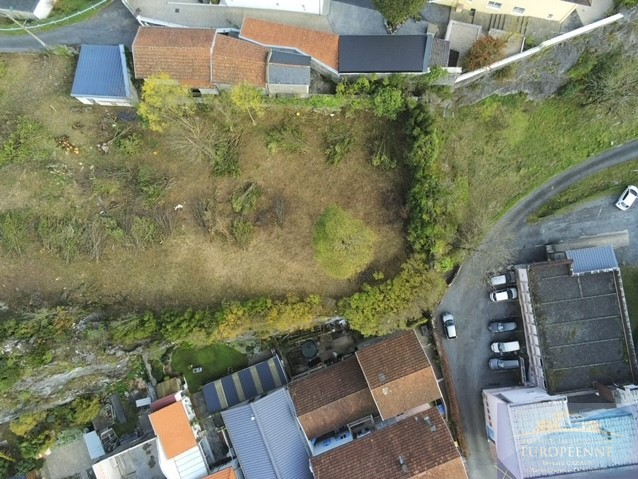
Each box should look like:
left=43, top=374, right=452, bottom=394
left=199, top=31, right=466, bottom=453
left=488, top=320, right=518, bottom=334
left=488, top=357, right=521, bottom=371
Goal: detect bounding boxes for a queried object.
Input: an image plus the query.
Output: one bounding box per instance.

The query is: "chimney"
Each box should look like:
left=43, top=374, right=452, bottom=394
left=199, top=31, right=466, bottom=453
left=398, top=455, right=409, bottom=474
left=424, top=416, right=436, bottom=432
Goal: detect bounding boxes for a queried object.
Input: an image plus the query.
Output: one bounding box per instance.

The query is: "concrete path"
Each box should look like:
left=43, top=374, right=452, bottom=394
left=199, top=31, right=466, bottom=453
left=437, top=137, right=638, bottom=479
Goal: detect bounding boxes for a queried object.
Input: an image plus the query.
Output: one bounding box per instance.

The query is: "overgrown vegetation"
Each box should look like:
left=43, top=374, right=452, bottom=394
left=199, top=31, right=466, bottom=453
left=313, top=205, right=376, bottom=279
left=324, top=126, right=355, bottom=165
left=372, top=0, right=426, bottom=29
left=463, top=36, right=507, bottom=71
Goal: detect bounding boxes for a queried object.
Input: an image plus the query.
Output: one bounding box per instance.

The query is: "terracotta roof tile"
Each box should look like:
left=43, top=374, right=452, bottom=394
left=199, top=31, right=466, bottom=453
left=357, top=330, right=441, bottom=419
left=212, top=34, right=268, bottom=88
left=148, top=401, right=197, bottom=459
left=289, top=357, right=378, bottom=438
left=311, top=412, right=467, bottom=479
left=204, top=468, right=237, bottom=479
left=240, top=18, right=338, bottom=71
left=132, top=27, right=215, bottom=87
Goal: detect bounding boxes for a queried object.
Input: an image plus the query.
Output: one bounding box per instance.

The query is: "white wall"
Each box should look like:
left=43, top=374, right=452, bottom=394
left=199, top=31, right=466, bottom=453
left=221, top=0, right=325, bottom=15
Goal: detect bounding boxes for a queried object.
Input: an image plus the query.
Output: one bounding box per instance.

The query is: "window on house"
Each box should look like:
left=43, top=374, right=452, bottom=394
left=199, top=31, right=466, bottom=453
left=547, top=14, right=554, bottom=19
left=487, top=1, right=502, bottom=9
left=513, top=6, right=525, bottom=14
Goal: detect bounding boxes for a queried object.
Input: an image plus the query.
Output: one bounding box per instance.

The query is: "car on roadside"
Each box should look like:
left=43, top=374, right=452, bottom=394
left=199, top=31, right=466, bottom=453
left=488, top=357, right=521, bottom=371
left=441, top=312, right=457, bottom=340
left=488, top=319, right=518, bottom=334
left=489, top=287, right=518, bottom=302
left=615, top=185, right=638, bottom=211
left=489, top=271, right=516, bottom=287
left=490, top=340, right=520, bottom=354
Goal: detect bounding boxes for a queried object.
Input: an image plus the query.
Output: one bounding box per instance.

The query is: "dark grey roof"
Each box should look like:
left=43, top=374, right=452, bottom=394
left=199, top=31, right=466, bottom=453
left=270, top=49, right=311, bottom=67
left=71, top=45, right=131, bottom=100
left=268, top=64, right=311, bottom=86
left=338, top=35, right=431, bottom=73
left=528, top=261, right=634, bottom=394
left=0, top=0, right=40, bottom=13
left=566, top=246, right=619, bottom=275
left=221, top=389, right=312, bottom=479
left=430, top=38, right=451, bottom=68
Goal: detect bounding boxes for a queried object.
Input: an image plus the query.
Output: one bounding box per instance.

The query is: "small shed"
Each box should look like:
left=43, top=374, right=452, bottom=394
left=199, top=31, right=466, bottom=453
left=71, top=44, right=137, bottom=107
left=0, top=0, right=55, bottom=20
left=267, top=49, right=311, bottom=97
left=83, top=431, right=106, bottom=460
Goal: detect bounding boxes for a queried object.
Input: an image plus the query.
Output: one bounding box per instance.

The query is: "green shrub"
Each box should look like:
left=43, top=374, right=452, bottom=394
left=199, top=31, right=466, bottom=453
left=0, top=210, right=31, bottom=256
left=130, top=216, right=159, bottom=248
left=372, top=0, right=426, bottom=28
left=266, top=123, right=308, bottom=154
left=231, top=183, right=261, bottom=215
left=212, top=133, right=241, bottom=177
left=324, top=126, right=354, bottom=165
left=0, top=116, right=53, bottom=167
left=136, top=166, right=170, bottom=205
left=372, top=86, right=405, bottom=120
left=231, top=218, right=254, bottom=249
left=370, top=132, right=397, bottom=170
left=36, top=216, right=84, bottom=262
left=116, top=133, right=143, bottom=156
left=313, top=205, right=376, bottom=279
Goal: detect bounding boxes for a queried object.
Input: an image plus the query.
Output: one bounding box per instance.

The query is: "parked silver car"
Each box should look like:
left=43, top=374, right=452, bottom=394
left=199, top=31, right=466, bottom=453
left=441, top=312, right=457, bottom=340
left=488, top=357, right=521, bottom=371
left=490, top=340, right=520, bottom=354
left=488, top=319, right=518, bottom=334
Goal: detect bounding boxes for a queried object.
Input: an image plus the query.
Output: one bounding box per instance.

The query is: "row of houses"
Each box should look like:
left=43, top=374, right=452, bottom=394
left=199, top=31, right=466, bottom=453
left=69, top=15, right=456, bottom=106
left=86, top=330, right=468, bottom=479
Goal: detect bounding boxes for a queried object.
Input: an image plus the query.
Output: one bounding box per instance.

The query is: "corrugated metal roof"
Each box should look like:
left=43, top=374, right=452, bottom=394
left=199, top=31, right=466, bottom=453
left=71, top=45, right=131, bottom=100
left=566, top=246, right=618, bottom=274
left=221, top=389, right=312, bottom=479
left=174, top=447, right=208, bottom=479
left=338, top=35, right=430, bottom=73
left=203, top=357, right=287, bottom=413
left=83, top=431, right=106, bottom=460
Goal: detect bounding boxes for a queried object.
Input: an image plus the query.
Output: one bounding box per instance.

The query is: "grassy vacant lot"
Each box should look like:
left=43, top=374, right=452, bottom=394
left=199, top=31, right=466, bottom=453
left=0, top=54, right=408, bottom=309
left=531, top=159, right=638, bottom=220
left=171, top=345, right=247, bottom=392
left=437, top=91, right=638, bottom=236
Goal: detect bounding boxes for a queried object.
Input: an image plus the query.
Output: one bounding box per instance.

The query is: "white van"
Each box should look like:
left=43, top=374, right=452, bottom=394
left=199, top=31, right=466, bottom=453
left=490, top=340, right=520, bottom=354
left=489, top=271, right=516, bottom=287
left=489, top=287, right=518, bottom=302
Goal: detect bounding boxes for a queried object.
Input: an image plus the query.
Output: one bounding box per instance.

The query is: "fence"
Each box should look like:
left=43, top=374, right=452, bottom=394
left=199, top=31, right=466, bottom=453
left=454, top=13, right=625, bottom=87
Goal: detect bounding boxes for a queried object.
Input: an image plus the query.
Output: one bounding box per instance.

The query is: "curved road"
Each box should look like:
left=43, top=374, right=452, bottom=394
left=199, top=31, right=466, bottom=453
left=0, top=1, right=139, bottom=52
left=439, top=137, right=638, bottom=479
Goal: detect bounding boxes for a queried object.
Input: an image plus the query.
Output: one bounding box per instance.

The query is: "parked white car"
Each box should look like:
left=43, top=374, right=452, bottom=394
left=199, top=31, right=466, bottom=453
left=489, top=287, right=518, bottom=302
left=441, top=312, right=457, bottom=340
left=489, top=271, right=516, bottom=287
left=615, top=185, right=638, bottom=211
left=490, top=340, right=520, bottom=354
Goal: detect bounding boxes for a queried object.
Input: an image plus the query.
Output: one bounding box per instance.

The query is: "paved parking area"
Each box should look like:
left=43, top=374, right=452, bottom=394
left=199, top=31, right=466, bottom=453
left=43, top=437, right=92, bottom=479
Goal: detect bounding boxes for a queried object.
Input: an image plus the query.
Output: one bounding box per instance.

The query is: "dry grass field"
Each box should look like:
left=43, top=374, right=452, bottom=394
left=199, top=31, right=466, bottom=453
left=0, top=53, right=409, bottom=310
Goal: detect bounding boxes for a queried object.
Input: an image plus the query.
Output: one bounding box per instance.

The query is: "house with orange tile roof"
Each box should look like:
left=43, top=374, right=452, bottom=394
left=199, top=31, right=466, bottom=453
left=132, top=26, right=311, bottom=95
left=240, top=17, right=340, bottom=78
left=148, top=398, right=210, bottom=479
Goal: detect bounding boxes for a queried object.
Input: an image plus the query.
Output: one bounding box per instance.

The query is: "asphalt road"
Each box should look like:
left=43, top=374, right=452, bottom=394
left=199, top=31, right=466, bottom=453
left=437, top=138, right=638, bottom=479
left=0, top=1, right=139, bottom=52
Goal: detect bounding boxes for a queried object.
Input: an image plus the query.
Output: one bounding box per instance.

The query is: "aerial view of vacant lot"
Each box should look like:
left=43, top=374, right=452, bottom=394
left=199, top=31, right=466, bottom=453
left=0, top=54, right=409, bottom=309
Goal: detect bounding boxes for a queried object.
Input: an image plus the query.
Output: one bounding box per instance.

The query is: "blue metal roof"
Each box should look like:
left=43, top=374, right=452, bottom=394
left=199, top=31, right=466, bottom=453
left=221, top=388, right=312, bottom=479
left=203, top=356, right=288, bottom=413
left=566, top=246, right=618, bottom=275
left=71, top=45, right=131, bottom=100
